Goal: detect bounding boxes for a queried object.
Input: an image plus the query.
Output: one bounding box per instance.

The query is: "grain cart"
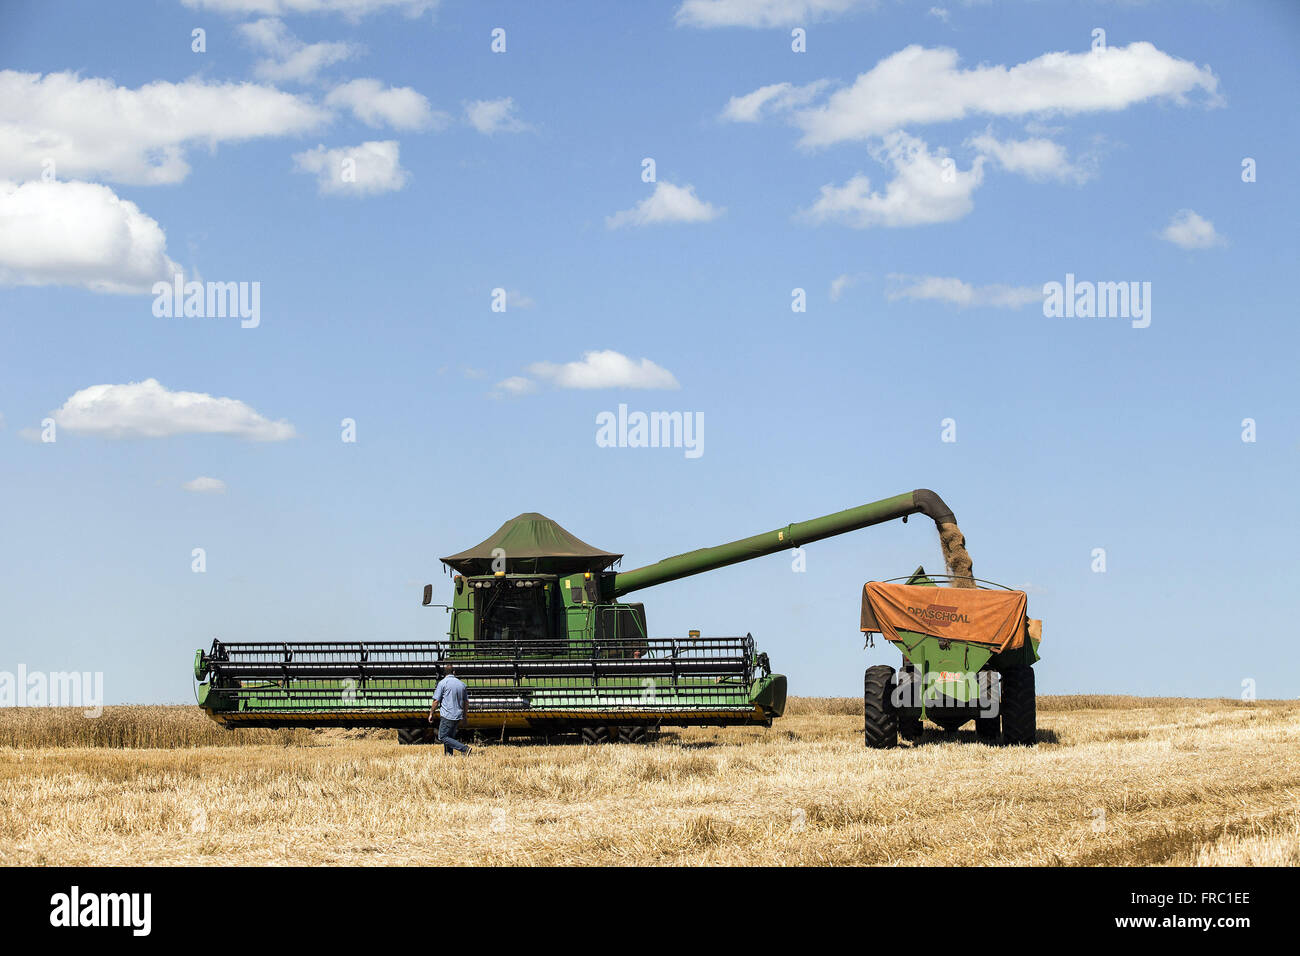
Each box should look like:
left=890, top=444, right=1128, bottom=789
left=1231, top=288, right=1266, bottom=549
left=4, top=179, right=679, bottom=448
left=193, top=489, right=975, bottom=743
left=860, top=569, right=1042, bottom=747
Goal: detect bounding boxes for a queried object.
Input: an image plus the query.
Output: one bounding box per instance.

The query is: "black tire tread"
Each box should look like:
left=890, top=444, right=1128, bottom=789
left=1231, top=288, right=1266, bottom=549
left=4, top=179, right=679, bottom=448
left=899, top=714, right=924, bottom=742
left=976, top=670, right=1001, bottom=742
left=864, top=665, right=898, bottom=749
left=1001, top=665, right=1037, bottom=746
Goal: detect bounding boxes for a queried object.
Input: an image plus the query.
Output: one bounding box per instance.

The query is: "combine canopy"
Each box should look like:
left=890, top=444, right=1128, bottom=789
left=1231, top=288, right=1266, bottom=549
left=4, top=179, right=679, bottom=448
left=861, top=582, right=1030, bottom=652
left=440, top=512, right=622, bottom=576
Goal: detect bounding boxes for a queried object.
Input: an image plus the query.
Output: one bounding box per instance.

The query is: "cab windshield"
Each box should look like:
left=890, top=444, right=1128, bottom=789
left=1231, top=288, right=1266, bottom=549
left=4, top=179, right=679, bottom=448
left=477, top=585, right=550, bottom=645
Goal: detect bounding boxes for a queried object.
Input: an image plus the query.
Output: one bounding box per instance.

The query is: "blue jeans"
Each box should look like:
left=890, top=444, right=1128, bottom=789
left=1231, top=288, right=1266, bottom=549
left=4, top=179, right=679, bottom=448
left=438, top=717, right=468, bottom=754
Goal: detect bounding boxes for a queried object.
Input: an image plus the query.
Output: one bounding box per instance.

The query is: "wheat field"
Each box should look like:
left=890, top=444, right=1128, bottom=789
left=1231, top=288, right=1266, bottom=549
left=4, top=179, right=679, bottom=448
left=1, top=697, right=1297, bottom=866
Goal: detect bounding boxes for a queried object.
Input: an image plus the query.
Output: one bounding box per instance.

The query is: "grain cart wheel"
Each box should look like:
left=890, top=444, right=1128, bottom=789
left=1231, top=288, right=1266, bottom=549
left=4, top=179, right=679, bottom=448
left=899, top=714, right=924, bottom=742
left=618, top=726, right=648, bottom=744
left=864, top=665, right=898, bottom=749
left=896, top=664, right=923, bottom=742
left=581, top=726, right=611, bottom=745
left=975, top=715, right=1000, bottom=741
left=975, top=670, right=1001, bottom=742
left=1000, top=665, right=1037, bottom=746
left=397, top=728, right=431, bottom=745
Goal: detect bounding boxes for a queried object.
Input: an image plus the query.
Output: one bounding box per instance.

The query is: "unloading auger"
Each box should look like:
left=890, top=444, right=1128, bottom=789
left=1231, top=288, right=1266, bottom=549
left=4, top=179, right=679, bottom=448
left=194, top=489, right=1019, bottom=744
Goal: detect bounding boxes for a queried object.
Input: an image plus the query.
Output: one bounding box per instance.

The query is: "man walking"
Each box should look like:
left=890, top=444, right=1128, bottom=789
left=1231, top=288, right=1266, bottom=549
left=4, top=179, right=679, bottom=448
left=428, top=665, right=471, bottom=755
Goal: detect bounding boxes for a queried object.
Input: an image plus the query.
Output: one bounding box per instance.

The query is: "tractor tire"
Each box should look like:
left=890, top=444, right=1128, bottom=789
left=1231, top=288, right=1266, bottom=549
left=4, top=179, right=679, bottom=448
left=617, top=725, right=648, bottom=744
left=397, top=727, right=431, bottom=746
left=1000, top=665, right=1037, bottom=746
left=581, top=726, right=611, bottom=745
left=976, top=670, right=1001, bottom=742
left=864, top=665, right=898, bottom=749
left=896, top=663, right=923, bottom=742
left=899, top=714, right=924, bottom=742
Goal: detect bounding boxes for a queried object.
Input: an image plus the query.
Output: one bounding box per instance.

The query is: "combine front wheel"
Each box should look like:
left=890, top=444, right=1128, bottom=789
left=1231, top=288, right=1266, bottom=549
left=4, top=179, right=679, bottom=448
left=1000, top=666, right=1037, bottom=746
left=581, top=726, right=611, bottom=745
left=397, top=728, right=431, bottom=746
left=618, top=725, right=649, bottom=744
left=864, top=665, right=898, bottom=749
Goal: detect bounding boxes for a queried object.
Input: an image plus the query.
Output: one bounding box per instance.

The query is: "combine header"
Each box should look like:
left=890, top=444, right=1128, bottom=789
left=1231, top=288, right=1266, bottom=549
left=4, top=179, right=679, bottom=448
left=195, top=489, right=1020, bottom=744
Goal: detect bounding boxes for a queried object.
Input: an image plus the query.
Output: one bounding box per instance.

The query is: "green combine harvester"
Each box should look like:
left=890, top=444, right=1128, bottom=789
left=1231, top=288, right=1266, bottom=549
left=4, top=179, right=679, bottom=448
left=194, top=488, right=1039, bottom=745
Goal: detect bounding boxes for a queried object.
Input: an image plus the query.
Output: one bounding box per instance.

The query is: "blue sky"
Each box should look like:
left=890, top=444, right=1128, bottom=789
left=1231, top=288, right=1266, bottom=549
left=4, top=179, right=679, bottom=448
left=1, top=0, right=1297, bottom=704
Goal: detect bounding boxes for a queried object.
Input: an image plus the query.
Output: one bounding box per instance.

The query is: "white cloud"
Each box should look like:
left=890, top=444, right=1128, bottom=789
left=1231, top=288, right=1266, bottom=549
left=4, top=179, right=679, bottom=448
left=1022, top=119, right=1066, bottom=137
left=829, top=273, right=865, bottom=301
left=0, top=70, right=330, bottom=185
left=325, top=78, right=444, bottom=130
left=182, top=0, right=438, bottom=18
left=606, top=181, right=724, bottom=228
left=676, top=0, right=872, bottom=29
left=182, top=476, right=228, bottom=494
left=491, top=376, right=536, bottom=398
left=1160, top=208, right=1224, bottom=249
left=464, top=97, right=529, bottom=134
left=802, top=132, right=983, bottom=228
left=238, top=17, right=359, bottom=83
left=292, top=140, right=408, bottom=195
left=48, top=379, right=295, bottom=440
left=731, top=42, right=1219, bottom=147
left=0, top=180, right=180, bottom=293
left=927, top=7, right=950, bottom=23
left=886, top=274, right=1041, bottom=308
left=720, top=81, right=828, bottom=123
left=966, top=129, right=1092, bottom=183
left=527, top=350, right=681, bottom=390
left=506, top=289, right=536, bottom=309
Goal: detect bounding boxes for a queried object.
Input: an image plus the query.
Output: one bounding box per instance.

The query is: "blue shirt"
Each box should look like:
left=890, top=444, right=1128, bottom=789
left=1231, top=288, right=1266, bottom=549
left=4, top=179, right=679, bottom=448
left=432, top=675, right=468, bottom=721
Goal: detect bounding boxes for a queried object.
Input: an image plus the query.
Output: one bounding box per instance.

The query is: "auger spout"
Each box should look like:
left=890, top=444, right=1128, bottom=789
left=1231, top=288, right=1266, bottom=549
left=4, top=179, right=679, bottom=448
left=610, top=489, right=970, bottom=597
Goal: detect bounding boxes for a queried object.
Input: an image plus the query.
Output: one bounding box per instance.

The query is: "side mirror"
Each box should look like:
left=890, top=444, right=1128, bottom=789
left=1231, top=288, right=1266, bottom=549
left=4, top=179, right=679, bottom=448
left=422, top=584, right=433, bottom=606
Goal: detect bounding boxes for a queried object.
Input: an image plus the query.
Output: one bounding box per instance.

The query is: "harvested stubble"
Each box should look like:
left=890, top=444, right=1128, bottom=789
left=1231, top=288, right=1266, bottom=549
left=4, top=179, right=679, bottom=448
left=2, top=697, right=1297, bottom=867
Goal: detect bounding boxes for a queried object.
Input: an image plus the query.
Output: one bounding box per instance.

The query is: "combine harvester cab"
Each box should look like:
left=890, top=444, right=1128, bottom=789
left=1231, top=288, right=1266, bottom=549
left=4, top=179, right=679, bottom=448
left=195, top=512, right=786, bottom=743
left=860, top=569, right=1043, bottom=748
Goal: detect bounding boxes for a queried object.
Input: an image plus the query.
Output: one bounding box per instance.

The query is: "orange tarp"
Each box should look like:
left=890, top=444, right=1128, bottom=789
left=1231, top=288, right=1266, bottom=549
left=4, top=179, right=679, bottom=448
left=861, top=582, right=1029, bottom=652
